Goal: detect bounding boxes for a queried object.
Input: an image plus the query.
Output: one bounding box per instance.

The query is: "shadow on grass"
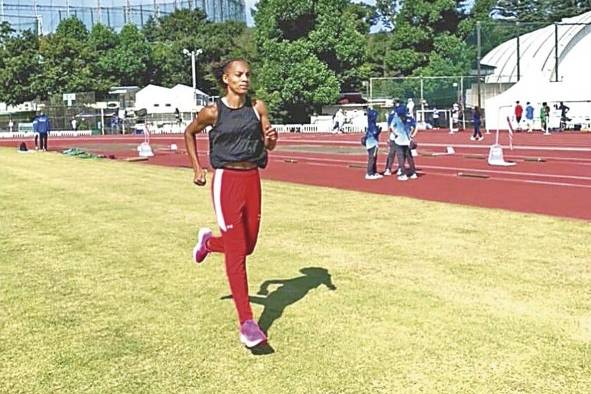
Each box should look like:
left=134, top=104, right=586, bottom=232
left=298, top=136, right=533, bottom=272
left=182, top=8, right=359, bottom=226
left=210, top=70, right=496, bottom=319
left=222, top=267, right=336, bottom=354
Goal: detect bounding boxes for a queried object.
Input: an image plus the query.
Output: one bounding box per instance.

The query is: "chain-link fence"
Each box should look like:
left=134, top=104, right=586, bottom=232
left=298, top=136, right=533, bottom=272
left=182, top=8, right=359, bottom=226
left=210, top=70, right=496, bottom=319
left=0, top=0, right=246, bottom=35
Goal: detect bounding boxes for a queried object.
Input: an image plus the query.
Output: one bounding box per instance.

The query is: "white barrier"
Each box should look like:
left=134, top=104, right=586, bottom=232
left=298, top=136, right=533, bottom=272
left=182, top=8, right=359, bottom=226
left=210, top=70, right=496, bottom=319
left=0, top=130, right=92, bottom=138
left=0, top=125, right=367, bottom=137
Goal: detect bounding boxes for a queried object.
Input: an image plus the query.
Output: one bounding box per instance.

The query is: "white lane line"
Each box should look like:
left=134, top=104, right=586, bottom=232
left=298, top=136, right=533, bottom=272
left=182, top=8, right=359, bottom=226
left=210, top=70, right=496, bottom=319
left=271, top=157, right=591, bottom=190
left=277, top=138, right=591, bottom=152
left=269, top=153, right=591, bottom=182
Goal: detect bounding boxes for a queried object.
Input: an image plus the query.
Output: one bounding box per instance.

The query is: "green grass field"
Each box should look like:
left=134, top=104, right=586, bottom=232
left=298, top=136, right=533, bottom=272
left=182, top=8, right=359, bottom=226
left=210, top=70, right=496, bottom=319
left=1, top=148, right=590, bottom=393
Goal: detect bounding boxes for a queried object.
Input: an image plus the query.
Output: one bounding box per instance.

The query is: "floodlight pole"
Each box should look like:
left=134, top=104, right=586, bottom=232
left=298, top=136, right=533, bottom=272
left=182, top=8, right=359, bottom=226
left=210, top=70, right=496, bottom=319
left=554, top=23, right=559, bottom=82
left=516, top=21, right=521, bottom=82
left=184, top=48, right=203, bottom=116
left=476, top=21, right=482, bottom=111
left=420, top=78, right=424, bottom=123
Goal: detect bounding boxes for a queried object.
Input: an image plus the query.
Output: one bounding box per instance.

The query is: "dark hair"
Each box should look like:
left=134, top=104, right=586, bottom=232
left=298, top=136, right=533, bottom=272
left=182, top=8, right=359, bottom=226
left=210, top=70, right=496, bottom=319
left=213, top=58, right=249, bottom=89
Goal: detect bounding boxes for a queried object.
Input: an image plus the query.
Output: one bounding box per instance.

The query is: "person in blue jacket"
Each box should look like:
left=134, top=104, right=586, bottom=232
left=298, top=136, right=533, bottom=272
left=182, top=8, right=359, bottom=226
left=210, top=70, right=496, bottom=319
left=383, top=99, right=407, bottom=176
left=364, top=106, right=382, bottom=180
left=392, top=111, right=417, bottom=181
left=33, top=112, right=51, bottom=151
left=525, top=102, right=535, bottom=132
left=471, top=107, right=482, bottom=141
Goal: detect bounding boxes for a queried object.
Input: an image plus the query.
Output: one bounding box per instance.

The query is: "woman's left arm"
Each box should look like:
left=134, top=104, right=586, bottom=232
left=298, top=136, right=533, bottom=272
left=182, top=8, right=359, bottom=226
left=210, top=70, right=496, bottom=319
left=255, top=100, right=278, bottom=151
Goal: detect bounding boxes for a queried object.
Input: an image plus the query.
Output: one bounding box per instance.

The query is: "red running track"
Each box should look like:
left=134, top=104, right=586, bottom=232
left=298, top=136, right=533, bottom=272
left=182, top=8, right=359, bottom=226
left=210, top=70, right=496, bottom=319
left=2, top=130, right=590, bottom=221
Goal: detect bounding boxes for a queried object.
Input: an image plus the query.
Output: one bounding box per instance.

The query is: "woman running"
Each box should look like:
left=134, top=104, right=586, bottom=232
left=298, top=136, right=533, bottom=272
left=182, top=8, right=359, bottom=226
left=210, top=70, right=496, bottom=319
left=184, top=59, right=278, bottom=348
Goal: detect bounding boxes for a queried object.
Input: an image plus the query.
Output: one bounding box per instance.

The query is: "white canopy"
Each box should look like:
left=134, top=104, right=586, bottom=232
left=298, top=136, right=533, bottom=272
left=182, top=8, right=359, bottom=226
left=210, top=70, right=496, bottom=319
left=483, top=10, right=591, bottom=130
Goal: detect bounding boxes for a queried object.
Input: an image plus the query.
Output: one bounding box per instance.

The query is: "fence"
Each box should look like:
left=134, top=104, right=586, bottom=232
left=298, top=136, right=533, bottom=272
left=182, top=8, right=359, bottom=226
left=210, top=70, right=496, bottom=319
left=0, top=0, right=246, bottom=35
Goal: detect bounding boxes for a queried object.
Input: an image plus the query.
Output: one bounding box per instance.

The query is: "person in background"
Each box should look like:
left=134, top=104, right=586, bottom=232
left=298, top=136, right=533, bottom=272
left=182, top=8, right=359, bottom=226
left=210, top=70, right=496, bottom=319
left=71, top=117, right=78, bottom=131
left=451, top=103, right=460, bottom=130
left=525, top=102, right=535, bottom=133
left=558, top=101, right=570, bottom=131
left=540, top=102, right=550, bottom=134
left=32, top=115, right=39, bottom=150
left=471, top=107, right=483, bottom=141
left=332, top=108, right=345, bottom=134
left=406, top=114, right=419, bottom=157
left=432, top=106, right=440, bottom=129
left=8, top=118, right=14, bottom=133
left=364, top=106, right=382, bottom=180
left=407, top=98, right=415, bottom=118
left=392, top=109, right=417, bottom=181
left=384, top=103, right=399, bottom=176
left=514, top=101, right=523, bottom=131
left=33, top=112, right=51, bottom=151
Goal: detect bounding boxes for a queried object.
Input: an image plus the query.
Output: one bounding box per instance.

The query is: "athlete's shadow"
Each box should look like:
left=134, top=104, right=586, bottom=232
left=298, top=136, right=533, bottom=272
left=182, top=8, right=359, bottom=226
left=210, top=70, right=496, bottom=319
left=222, top=267, right=336, bottom=352
left=251, top=267, right=337, bottom=333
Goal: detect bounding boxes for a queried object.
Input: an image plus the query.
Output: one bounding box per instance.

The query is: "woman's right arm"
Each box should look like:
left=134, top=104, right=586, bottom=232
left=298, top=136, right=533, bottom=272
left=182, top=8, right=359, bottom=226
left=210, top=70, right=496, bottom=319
left=184, top=105, right=217, bottom=186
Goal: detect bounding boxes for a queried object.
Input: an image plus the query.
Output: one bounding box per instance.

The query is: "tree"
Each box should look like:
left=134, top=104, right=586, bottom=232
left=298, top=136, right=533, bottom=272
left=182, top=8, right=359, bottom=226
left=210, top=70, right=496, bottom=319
left=88, top=24, right=120, bottom=94
left=143, top=9, right=252, bottom=95
left=37, top=17, right=95, bottom=97
left=0, top=28, right=42, bottom=105
left=254, top=0, right=367, bottom=122
left=376, top=0, right=471, bottom=77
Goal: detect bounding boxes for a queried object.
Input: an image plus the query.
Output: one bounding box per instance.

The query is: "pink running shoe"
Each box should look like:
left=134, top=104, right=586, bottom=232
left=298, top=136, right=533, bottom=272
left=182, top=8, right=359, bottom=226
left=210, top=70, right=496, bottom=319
left=192, top=228, right=212, bottom=264
left=239, top=320, right=267, bottom=348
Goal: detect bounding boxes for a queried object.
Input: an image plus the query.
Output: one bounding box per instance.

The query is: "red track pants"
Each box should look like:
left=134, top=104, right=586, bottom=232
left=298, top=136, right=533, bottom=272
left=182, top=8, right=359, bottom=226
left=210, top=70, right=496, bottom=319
left=206, top=168, right=261, bottom=324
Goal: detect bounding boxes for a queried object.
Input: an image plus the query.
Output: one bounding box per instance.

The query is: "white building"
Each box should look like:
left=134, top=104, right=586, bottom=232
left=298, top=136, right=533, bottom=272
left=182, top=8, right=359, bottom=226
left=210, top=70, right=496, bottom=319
left=483, top=11, right=591, bottom=130
left=134, top=84, right=210, bottom=115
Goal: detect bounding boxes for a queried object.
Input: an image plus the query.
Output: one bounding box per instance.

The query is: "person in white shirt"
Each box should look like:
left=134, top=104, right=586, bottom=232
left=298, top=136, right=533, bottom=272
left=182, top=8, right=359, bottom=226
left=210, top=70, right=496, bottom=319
left=332, top=108, right=345, bottom=133
left=407, top=98, right=415, bottom=118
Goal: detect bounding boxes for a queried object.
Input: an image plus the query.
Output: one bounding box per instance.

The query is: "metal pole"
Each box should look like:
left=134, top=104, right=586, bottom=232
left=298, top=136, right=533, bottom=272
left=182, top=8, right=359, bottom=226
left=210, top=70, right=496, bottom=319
left=477, top=21, right=482, bottom=110
left=555, top=23, right=559, bottom=82
left=66, top=0, right=70, bottom=17
left=0, top=0, right=4, bottom=23
left=369, top=78, right=373, bottom=105
left=516, top=22, right=521, bottom=82
left=127, top=0, right=131, bottom=24
left=461, top=76, right=466, bottom=130
left=191, top=51, right=197, bottom=104
left=420, top=78, right=424, bottom=123
left=97, top=0, right=102, bottom=25
left=101, top=108, right=105, bottom=135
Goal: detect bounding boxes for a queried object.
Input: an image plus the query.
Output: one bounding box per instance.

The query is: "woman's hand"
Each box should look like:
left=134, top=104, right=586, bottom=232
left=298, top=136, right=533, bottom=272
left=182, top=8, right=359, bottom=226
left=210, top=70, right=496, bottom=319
left=193, top=168, right=207, bottom=186
left=264, top=125, right=278, bottom=150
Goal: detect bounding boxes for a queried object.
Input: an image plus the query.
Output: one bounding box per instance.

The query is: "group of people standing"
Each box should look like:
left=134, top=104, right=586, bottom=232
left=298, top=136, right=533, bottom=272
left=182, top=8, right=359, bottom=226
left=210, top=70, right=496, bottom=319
left=513, top=100, right=569, bottom=133
left=363, top=99, right=418, bottom=181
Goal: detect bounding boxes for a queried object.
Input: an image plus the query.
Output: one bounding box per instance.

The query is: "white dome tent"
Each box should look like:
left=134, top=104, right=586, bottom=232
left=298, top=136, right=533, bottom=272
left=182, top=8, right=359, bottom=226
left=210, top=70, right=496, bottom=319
left=483, top=11, right=591, bottom=131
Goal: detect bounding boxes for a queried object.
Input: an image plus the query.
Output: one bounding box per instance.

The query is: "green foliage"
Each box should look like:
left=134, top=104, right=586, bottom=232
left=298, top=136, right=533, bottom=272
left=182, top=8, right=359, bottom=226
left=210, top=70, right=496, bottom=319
left=255, top=0, right=367, bottom=122
left=378, top=0, right=470, bottom=77
left=88, top=24, right=120, bottom=94
left=257, top=40, right=340, bottom=122
left=143, top=9, right=251, bottom=94
left=0, top=30, right=42, bottom=105
left=107, top=24, right=152, bottom=87
left=37, top=18, right=95, bottom=97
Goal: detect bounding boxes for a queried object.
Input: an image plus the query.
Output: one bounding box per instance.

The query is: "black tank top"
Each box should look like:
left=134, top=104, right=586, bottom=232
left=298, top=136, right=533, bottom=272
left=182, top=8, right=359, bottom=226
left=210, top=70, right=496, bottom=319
left=209, top=97, right=268, bottom=169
